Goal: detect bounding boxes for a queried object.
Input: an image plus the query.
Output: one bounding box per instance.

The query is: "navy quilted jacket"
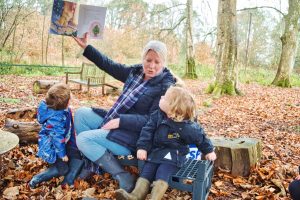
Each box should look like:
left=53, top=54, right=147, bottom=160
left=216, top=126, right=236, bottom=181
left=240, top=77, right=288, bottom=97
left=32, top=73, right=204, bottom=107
left=137, top=110, right=214, bottom=167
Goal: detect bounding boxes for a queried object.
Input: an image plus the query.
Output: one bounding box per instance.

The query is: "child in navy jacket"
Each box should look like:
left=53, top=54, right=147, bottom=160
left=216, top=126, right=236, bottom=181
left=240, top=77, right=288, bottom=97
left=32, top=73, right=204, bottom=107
left=29, top=83, right=83, bottom=188
left=116, top=86, right=217, bottom=200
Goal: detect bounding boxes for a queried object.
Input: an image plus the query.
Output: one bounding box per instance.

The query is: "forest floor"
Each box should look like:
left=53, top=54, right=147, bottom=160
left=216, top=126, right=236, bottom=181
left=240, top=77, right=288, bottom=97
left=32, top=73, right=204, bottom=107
left=0, top=74, right=299, bottom=200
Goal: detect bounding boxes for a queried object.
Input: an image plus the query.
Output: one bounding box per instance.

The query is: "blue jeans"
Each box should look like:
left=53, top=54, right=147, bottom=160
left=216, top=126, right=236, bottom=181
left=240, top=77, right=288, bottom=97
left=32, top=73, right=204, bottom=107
left=75, top=107, right=131, bottom=162
left=140, top=162, right=179, bottom=182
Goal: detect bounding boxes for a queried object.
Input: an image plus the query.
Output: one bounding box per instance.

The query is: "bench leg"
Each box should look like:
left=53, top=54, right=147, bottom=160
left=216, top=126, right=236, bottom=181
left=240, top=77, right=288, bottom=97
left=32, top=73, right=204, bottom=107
left=102, top=85, right=105, bottom=95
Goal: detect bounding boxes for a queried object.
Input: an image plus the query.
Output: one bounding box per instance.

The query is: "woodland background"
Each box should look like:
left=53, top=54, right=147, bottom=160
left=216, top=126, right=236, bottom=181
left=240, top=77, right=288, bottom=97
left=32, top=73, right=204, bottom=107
left=0, top=0, right=300, bottom=199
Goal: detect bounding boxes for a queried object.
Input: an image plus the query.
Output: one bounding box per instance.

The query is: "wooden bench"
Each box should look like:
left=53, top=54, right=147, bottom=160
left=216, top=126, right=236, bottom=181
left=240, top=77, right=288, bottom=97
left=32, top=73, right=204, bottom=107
left=65, top=62, right=118, bottom=95
left=117, top=155, right=214, bottom=200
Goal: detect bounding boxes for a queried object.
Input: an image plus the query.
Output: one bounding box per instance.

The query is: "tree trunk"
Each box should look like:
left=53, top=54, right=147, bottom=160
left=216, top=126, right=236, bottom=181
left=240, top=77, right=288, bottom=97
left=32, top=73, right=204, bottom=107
left=245, top=12, right=252, bottom=71
left=4, top=119, right=40, bottom=144
left=272, top=0, right=300, bottom=87
left=62, top=35, right=65, bottom=66
left=211, top=137, right=262, bottom=176
left=46, top=33, right=50, bottom=64
left=206, top=0, right=239, bottom=97
left=33, top=80, right=59, bottom=94
left=185, top=0, right=197, bottom=79
left=41, top=15, right=46, bottom=64
left=10, top=25, right=17, bottom=63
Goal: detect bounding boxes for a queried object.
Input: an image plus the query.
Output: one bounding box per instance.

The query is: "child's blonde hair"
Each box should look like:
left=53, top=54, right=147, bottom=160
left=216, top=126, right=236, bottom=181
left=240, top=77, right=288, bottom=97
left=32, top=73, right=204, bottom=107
left=166, top=86, right=196, bottom=121
left=46, top=83, right=70, bottom=110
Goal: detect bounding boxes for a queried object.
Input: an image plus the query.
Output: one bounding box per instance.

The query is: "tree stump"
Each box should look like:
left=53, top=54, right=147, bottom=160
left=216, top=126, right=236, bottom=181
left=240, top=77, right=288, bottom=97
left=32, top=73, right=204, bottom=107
left=0, top=130, right=19, bottom=154
left=211, top=137, right=262, bottom=176
left=33, top=80, right=59, bottom=94
left=0, top=130, right=19, bottom=173
left=4, top=119, right=40, bottom=143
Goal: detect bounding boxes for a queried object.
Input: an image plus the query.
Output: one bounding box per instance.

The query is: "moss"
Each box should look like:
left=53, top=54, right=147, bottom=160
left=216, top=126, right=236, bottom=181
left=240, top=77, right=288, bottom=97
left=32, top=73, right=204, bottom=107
left=185, top=58, right=198, bottom=79
left=203, top=98, right=212, bottom=107
left=273, top=78, right=291, bottom=88
left=222, top=80, right=236, bottom=95
left=206, top=80, right=239, bottom=97
left=205, top=83, right=215, bottom=94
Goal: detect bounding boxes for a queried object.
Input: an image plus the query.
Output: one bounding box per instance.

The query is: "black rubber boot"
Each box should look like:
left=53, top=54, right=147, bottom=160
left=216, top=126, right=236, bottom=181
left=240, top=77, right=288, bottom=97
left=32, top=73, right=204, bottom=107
left=29, top=166, right=60, bottom=188
left=94, top=151, right=135, bottom=192
left=61, top=158, right=84, bottom=186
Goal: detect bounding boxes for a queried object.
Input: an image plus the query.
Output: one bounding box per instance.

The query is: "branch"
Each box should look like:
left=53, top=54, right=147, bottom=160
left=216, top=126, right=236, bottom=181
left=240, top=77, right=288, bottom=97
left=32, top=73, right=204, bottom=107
left=159, top=16, right=186, bottom=32
left=237, top=6, right=285, bottom=17
left=151, top=3, right=185, bottom=16
left=202, top=27, right=217, bottom=41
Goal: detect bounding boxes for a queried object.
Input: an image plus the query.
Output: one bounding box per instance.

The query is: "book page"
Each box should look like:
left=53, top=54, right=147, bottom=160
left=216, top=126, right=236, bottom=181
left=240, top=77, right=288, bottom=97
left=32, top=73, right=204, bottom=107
left=50, top=0, right=79, bottom=36
left=77, top=4, right=107, bottom=39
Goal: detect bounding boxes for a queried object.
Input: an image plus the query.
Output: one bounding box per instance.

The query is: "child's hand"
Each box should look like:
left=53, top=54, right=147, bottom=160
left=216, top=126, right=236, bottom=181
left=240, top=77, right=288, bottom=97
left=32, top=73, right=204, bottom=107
left=296, top=175, right=300, bottom=180
left=137, top=149, right=147, bottom=160
left=62, top=155, right=69, bottom=162
left=205, top=152, right=217, bottom=161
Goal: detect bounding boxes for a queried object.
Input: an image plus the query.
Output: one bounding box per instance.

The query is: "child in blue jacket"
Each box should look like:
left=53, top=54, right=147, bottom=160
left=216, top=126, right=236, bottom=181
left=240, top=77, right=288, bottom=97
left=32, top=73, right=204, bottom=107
left=116, top=86, right=217, bottom=200
left=29, top=83, right=83, bottom=188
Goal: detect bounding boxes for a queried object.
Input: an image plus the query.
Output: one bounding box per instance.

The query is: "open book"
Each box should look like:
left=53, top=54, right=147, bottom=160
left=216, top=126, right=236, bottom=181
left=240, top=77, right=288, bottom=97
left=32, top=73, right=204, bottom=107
left=50, top=0, right=106, bottom=39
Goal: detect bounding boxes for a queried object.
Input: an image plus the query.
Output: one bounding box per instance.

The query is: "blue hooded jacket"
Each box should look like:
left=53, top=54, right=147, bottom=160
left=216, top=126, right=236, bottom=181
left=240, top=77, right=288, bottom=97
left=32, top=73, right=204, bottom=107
left=37, top=101, right=75, bottom=164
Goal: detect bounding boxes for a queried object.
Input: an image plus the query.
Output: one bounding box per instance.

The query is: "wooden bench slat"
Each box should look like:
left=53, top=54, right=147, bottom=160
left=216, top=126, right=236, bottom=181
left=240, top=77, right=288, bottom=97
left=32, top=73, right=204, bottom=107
left=66, top=62, right=118, bottom=94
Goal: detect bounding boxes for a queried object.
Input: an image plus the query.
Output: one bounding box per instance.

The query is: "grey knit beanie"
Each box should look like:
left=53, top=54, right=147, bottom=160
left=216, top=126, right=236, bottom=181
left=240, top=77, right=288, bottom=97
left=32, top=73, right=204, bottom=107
left=142, top=40, right=167, bottom=65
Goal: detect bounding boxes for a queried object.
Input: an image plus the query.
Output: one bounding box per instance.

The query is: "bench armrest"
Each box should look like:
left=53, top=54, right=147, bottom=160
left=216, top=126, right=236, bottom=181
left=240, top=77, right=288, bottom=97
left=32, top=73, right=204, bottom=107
left=65, top=71, right=82, bottom=75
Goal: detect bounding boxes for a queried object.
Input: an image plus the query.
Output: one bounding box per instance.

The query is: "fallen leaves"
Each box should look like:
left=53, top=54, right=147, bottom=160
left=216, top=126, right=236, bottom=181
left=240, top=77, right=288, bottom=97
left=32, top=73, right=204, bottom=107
left=0, top=76, right=300, bottom=199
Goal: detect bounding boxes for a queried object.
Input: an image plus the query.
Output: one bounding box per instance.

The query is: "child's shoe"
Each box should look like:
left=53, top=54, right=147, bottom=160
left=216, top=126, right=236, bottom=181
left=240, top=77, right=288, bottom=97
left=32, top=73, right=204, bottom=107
left=29, top=166, right=60, bottom=188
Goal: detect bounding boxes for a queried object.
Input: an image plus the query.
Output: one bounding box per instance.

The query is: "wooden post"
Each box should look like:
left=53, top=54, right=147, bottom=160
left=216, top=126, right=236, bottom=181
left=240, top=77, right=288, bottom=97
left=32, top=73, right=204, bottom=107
left=211, top=137, right=262, bottom=176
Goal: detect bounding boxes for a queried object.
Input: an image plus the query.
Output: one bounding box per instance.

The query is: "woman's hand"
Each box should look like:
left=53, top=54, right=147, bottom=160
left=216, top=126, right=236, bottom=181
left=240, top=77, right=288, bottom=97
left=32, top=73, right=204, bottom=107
left=295, top=175, right=300, bottom=180
left=73, top=32, right=88, bottom=49
left=137, top=149, right=147, bottom=160
left=205, top=152, right=217, bottom=161
left=102, top=118, right=120, bottom=130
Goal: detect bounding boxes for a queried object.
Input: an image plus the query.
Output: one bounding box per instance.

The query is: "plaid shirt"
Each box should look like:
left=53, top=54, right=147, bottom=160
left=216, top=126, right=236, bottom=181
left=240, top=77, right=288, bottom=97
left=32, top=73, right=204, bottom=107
left=101, top=70, right=147, bottom=126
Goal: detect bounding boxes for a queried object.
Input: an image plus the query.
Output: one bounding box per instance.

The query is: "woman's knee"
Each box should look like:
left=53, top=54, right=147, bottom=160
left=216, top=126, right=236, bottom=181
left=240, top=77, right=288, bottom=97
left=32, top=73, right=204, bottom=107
left=76, top=131, right=90, bottom=151
left=74, top=107, right=91, bottom=119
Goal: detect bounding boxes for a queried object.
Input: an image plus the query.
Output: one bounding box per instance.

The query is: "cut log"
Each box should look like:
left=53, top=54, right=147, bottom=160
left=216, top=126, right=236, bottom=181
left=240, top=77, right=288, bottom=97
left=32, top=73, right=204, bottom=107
left=3, top=119, right=40, bottom=143
left=0, top=130, right=19, bottom=154
left=6, top=107, right=37, bottom=120
left=211, top=137, right=262, bottom=176
left=33, top=80, right=59, bottom=94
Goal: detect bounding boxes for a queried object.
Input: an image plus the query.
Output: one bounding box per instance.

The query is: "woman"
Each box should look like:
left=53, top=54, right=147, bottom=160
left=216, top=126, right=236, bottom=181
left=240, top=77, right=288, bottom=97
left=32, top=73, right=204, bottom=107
left=73, top=33, right=175, bottom=192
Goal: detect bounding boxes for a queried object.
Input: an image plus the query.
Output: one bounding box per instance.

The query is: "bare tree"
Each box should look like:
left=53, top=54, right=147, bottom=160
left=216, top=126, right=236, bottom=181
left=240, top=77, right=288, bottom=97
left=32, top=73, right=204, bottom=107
left=185, top=0, right=197, bottom=78
left=207, top=0, right=239, bottom=97
left=272, top=0, right=300, bottom=87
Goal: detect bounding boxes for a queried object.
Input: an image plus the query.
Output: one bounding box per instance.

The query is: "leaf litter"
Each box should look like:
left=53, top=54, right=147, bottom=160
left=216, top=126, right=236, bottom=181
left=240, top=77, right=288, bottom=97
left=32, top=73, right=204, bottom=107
left=0, top=75, right=299, bottom=199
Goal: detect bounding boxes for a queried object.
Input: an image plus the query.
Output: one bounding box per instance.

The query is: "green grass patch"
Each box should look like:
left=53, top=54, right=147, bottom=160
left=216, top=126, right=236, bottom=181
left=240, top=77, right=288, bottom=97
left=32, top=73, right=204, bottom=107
left=169, top=63, right=214, bottom=81
left=239, top=67, right=300, bottom=87
left=0, top=98, right=21, bottom=104
left=0, top=65, right=74, bottom=76
left=169, top=62, right=300, bottom=87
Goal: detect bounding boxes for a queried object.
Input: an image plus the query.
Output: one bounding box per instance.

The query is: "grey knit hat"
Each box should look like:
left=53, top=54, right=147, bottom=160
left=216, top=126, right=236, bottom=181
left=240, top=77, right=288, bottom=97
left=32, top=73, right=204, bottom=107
left=142, top=40, right=167, bottom=65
